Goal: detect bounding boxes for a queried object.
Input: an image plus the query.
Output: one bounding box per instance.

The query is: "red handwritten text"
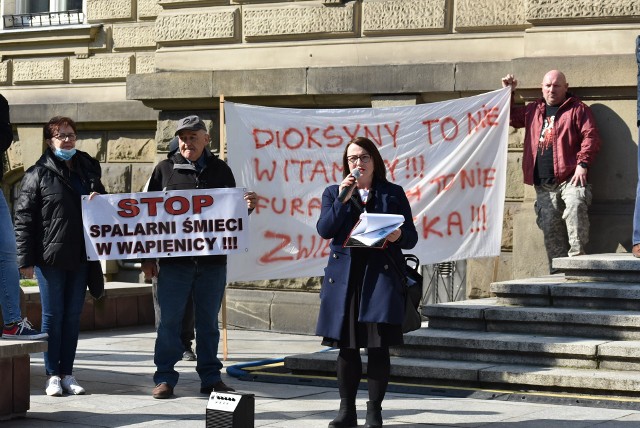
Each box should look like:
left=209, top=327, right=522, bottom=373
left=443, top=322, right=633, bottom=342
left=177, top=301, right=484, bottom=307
left=422, top=105, right=500, bottom=145
left=429, top=165, right=497, bottom=195
left=419, top=204, right=490, bottom=239
left=259, top=231, right=331, bottom=263
left=254, top=195, right=322, bottom=218
left=253, top=122, right=401, bottom=150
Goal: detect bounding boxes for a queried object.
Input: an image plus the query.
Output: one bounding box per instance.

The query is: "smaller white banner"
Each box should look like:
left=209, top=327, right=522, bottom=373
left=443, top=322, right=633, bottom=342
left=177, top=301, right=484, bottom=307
left=82, top=188, right=249, bottom=260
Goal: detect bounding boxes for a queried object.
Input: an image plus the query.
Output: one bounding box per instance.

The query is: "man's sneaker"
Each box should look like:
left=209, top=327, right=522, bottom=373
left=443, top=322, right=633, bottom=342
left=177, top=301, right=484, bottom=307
left=200, top=380, right=235, bottom=394
left=633, top=243, right=640, bottom=258
left=2, top=318, right=48, bottom=340
left=182, top=348, right=197, bottom=361
left=152, top=382, right=174, bottom=399
left=61, top=375, right=86, bottom=395
left=46, top=376, right=63, bottom=396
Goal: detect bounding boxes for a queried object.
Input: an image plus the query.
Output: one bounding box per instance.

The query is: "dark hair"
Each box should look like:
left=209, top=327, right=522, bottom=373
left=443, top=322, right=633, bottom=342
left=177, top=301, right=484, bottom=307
left=342, top=137, right=387, bottom=182
left=43, top=116, right=77, bottom=141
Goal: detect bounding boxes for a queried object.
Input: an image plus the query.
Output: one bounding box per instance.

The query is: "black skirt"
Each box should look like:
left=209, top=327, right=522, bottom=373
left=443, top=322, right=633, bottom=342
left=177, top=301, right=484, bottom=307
left=322, top=246, right=403, bottom=349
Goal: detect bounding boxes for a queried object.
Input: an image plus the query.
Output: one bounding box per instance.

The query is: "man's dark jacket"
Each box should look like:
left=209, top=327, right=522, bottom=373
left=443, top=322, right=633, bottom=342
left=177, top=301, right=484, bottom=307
left=14, top=149, right=106, bottom=270
left=146, top=150, right=236, bottom=266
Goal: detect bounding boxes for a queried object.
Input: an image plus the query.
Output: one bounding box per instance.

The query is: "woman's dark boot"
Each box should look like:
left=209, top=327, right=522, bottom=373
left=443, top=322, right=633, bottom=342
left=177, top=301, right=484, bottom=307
left=364, top=400, right=383, bottom=427
left=328, top=398, right=357, bottom=428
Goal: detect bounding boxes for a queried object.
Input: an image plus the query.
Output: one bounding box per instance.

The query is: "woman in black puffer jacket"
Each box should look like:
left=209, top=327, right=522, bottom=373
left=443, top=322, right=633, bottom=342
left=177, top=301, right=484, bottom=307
left=14, top=116, right=105, bottom=397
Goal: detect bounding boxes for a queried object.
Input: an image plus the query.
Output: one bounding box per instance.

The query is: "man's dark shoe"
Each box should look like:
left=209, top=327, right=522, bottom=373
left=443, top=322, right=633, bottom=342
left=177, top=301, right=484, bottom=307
left=152, top=382, right=174, bottom=399
left=200, top=380, right=236, bottom=394
left=182, top=348, right=196, bottom=361
left=633, top=243, right=640, bottom=258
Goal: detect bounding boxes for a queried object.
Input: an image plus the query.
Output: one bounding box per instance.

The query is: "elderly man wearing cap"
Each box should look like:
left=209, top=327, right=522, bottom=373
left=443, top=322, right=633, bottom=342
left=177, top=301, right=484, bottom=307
left=146, top=136, right=197, bottom=363
left=142, top=115, right=257, bottom=399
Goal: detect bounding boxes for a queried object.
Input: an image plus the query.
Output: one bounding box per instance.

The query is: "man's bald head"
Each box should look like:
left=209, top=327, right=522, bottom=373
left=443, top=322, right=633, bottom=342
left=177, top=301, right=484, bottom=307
left=541, top=70, right=569, bottom=106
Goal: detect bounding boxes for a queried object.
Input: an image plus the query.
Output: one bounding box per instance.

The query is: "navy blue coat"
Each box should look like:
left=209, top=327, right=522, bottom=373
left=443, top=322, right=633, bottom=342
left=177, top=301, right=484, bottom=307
left=315, top=179, right=418, bottom=340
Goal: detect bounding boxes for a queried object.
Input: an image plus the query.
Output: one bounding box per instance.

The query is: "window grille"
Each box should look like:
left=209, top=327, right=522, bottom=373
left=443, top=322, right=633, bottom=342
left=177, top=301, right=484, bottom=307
left=3, top=9, right=83, bottom=29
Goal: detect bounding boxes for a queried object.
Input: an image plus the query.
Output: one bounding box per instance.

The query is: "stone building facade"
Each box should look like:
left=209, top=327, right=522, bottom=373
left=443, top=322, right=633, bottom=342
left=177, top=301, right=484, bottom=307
left=0, top=0, right=638, bottom=302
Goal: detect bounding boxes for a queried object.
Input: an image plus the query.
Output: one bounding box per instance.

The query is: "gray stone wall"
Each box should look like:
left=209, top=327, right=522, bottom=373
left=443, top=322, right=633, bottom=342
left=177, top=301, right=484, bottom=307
left=70, top=55, right=134, bottom=82
left=455, top=0, right=527, bottom=30
left=363, top=0, right=448, bottom=35
left=138, top=0, right=163, bottom=19
left=155, top=8, right=237, bottom=43
left=243, top=3, right=355, bottom=39
left=13, top=59, right=66, bottom=84
left=526, top=0, right=640, bottom=22
left=113, top=23, right=156, bottom=50
left=0, top=62, right=8, bottom=84
left=87, top=0, right=134, bottom=21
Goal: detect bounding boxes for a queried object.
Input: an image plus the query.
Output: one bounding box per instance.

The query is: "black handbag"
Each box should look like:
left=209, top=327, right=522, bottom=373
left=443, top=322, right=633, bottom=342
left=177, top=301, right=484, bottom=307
left=400, top=254, right=423, bottom=333
left=87, top=261, right=105, bottom=299
left=402, top=292, right=422, bottom=333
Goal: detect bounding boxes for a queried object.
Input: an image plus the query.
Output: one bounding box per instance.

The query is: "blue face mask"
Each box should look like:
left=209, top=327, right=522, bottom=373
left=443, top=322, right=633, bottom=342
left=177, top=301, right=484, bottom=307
left=53, top=147, right=76, bottom=161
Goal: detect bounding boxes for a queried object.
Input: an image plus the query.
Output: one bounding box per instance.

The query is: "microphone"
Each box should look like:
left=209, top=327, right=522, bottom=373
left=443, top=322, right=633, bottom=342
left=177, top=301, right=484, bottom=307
left=338, top=169, right=361, bottom=203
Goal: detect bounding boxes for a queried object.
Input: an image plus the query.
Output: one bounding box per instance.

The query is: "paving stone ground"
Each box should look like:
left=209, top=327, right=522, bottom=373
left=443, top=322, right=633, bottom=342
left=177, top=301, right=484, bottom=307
left=4, top=326, right=640, bottom=427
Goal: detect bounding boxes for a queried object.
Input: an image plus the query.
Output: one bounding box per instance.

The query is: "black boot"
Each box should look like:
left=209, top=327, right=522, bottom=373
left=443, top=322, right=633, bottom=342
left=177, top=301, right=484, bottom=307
left=364, top=400, right=382, bottom=428
left=328, top=398, right=357, bottom=428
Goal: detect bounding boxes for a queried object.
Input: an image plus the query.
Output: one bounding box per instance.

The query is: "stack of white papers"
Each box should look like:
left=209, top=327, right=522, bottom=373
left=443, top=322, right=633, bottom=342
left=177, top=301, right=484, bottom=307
left=344, top=213, right=404, bottom=248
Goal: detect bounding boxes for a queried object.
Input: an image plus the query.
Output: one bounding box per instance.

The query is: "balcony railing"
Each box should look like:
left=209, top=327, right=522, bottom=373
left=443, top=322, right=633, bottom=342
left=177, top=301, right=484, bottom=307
left=3, top=10, right=84, bottom=29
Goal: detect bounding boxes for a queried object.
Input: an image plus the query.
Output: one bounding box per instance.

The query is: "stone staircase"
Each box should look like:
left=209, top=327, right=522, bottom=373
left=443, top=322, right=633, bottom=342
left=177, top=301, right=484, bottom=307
left=284, top=253, right=640, bottom=398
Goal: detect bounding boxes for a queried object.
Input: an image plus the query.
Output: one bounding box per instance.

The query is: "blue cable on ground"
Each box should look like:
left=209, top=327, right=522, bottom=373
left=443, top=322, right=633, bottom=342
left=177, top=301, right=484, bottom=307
left=226, top=358, right=283, bottom=378
left=226, top=347, right=336, bottom=378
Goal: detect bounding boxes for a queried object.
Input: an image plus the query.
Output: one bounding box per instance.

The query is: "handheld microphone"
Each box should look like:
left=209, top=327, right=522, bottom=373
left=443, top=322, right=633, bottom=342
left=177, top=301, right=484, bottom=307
left=338, top=169, right=361, bottom=203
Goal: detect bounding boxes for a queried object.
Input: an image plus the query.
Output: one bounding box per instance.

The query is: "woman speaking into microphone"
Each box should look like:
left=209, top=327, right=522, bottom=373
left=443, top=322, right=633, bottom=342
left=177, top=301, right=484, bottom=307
left=316, top=137, right=418, bottom=428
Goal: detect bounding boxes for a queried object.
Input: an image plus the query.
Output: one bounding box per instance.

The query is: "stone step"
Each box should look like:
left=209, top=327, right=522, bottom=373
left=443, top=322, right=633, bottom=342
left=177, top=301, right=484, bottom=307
left=284, top=351, right=640, bottom=396
left=423, top=299, right=640, bottom=339
left=553, top=253, right=640, bottom=283
left=420, top=298, right=499, bottom=331
left=394, top=329, right=640, bottom=371
left=393, top=329, right=604, bottom=368
left=491, top=277, right=640, bottom=310
left=285, top=351, right=494, bottom=384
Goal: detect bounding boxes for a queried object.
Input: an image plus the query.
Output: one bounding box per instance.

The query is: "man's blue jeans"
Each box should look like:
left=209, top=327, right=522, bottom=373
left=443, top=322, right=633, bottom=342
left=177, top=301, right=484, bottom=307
left=153, top=262, right=226, bottom=388
left=36, top=264, right=88, bottom=375
left=0, top=192, right=21, bottom=325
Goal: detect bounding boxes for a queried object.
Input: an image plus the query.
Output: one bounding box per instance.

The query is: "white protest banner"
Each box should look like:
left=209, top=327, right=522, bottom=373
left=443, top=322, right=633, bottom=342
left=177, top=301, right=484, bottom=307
left=82, top=188, right=249, bottom=260
left=226, top=87, right=511, bottom=281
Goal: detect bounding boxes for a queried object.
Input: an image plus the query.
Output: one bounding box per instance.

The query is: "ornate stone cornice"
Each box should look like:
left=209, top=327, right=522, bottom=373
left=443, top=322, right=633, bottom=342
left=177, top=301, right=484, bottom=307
left=0, top=24, right=102, bottom=61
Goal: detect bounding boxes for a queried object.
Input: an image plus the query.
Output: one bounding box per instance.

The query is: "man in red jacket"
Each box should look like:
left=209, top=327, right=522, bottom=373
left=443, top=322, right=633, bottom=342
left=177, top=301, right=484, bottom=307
left=502, top=71, right=601, bottom=271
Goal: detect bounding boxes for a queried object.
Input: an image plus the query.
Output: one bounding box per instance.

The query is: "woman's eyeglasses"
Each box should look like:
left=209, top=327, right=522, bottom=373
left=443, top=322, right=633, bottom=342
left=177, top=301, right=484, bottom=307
left=347, top=154, right=371, bottom=165
left=53, top=134, right=77, bottom=141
